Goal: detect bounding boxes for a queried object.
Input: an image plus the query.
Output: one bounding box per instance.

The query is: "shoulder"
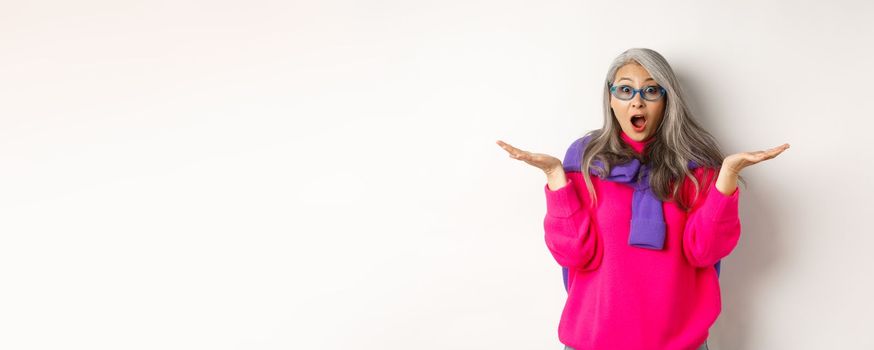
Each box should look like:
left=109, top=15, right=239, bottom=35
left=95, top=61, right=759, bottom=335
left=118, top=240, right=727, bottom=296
left=562, top=130, right=599, bottom=172
left=681, top=165, right=723, bottom=209
left=691, top=165, right=721, bottom=182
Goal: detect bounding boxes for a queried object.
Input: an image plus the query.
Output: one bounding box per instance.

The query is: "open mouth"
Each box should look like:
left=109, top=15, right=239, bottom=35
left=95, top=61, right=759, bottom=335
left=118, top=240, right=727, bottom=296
left=631, top=114, right=646, bottom=131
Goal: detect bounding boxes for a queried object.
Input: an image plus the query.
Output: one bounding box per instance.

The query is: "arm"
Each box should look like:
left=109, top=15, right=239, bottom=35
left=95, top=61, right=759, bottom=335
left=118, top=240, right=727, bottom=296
left=543, top=172, right=603, bottom=271
left=682, top=167, right=742, bottom=268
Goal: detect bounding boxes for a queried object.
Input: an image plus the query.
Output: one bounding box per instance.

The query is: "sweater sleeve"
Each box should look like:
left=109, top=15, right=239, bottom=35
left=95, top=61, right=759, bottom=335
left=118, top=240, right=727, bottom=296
left=682, top=167, right=742, bottom=269
left=543, top=173, right=603, bottom=271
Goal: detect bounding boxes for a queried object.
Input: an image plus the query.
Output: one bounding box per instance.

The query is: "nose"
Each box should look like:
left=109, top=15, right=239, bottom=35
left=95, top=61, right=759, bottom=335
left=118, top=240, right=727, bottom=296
left=630, top=92, right=645, bottom=108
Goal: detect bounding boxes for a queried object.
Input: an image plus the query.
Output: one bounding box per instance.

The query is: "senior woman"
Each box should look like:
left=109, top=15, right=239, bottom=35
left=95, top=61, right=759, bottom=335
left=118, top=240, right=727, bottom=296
left=497, top=48, right=789, bottom=350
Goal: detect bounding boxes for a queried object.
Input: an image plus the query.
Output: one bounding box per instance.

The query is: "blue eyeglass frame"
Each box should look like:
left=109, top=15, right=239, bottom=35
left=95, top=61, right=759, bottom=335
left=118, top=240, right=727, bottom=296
left=609, top=83, right=667, bottom=101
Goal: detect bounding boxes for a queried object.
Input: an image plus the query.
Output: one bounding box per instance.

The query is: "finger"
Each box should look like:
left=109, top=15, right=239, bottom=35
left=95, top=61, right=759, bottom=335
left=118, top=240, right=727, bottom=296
left=496, top=140, right=512, bottom=149
left=748, top=144, right=787, bottom=161
left=765, top=145, right=789, bottom=157
left=515, top=151, right=533, bottom=160
left=497, top=141, right=517, bottom=156
left=767, top=143, right=790, bottom=153
left=765, top=147, right=782, bottom=154
left=497, top=140, right=525, bottom=156
left=741, top=153, right=765, bottom=164
left=752, top=145, right=787, bottom=162
left=745, top=154, right=764, bottom=163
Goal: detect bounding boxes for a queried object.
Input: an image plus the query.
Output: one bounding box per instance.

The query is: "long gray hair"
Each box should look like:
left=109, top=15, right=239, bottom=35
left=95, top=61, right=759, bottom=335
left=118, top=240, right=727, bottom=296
left=576, top=48, right=747, bottom=211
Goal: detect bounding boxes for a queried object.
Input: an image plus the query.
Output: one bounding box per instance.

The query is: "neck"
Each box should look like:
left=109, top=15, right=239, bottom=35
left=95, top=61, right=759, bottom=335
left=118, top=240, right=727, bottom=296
left=620, top=130, right=655, bottom=154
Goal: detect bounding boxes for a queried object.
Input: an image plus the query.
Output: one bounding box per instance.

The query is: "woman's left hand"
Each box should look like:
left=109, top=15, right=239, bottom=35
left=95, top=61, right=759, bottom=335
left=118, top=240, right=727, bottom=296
left=722, top=143, right=791, bottom=175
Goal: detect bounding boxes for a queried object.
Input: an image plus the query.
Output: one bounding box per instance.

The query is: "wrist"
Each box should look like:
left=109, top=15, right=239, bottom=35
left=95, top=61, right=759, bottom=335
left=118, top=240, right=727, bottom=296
left=716, top=166, right=739, bottom=196
left=546, top=166, right=567, bottom=191
left=545, top=165, right=564, bottom=176
left=720, top=163, right=739, bottom=178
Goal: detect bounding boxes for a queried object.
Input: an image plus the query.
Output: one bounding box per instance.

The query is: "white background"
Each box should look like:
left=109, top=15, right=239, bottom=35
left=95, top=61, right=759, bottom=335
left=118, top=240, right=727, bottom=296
left=1, top=0, right=873, bottom=349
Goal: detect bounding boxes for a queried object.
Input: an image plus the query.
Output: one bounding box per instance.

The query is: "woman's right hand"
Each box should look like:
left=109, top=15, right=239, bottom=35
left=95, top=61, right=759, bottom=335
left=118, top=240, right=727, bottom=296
left=496, top=140, right=564, bottom=176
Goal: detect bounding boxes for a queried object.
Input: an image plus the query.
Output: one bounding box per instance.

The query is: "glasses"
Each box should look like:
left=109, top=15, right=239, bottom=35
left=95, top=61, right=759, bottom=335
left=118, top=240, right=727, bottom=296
left=609, top=84, right=667, bottom=101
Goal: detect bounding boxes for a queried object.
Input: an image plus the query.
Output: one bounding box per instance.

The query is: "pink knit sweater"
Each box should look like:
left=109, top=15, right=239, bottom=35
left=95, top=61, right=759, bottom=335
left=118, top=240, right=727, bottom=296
left=543, top=131, right=741, bottom=350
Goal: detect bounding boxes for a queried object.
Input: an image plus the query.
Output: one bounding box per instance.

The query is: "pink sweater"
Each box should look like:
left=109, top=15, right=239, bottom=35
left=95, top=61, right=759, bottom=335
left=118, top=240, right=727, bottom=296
left=544, top=131, right=741, bottom=350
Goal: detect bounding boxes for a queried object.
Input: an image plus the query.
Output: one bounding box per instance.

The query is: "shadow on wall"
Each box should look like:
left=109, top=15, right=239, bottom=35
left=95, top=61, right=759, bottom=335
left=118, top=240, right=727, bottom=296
left=676, top=67, right=787, bottom=350
left=709, top=175, right=786, bottom=350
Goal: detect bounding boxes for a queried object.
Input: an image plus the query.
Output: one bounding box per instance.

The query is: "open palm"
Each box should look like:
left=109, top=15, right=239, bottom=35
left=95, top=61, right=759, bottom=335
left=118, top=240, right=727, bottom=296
left=496, top=140, right=563, bottom=175
left=723, top=143, right=790, bottom=175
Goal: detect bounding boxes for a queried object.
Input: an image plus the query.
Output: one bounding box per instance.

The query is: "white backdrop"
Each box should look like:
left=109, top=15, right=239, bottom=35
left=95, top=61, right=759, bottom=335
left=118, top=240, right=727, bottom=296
left=1, top=0, right=873, bottom=349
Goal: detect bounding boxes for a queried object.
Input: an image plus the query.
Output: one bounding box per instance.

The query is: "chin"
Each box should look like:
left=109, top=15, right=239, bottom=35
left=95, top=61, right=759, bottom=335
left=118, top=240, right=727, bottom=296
left=625, top=128, right=649, bottom=140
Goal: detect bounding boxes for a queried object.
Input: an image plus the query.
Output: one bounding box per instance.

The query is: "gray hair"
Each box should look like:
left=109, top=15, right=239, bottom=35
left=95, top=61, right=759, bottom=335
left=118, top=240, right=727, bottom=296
left=576, top=48, right=747, bottom=211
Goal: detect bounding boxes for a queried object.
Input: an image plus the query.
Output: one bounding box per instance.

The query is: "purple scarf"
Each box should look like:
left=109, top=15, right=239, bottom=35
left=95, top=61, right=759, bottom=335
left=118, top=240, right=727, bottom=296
left=592, top=156, right=700, bottom=249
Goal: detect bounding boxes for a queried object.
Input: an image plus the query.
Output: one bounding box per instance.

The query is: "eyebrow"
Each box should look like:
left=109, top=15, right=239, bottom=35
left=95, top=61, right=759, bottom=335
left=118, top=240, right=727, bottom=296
left=618, top=77, right=655, bottom=82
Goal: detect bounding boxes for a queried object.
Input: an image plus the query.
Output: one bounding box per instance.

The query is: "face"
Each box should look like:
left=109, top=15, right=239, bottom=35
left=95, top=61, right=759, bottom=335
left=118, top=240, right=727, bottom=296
left=609, top=63, right=666, bottom=141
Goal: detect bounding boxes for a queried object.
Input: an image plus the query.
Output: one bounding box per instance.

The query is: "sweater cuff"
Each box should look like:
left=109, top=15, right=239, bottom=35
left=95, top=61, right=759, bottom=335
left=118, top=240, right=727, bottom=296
left=544, top=178, right=582, bottom=218
left=699, top=181, right=740, bottom=223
